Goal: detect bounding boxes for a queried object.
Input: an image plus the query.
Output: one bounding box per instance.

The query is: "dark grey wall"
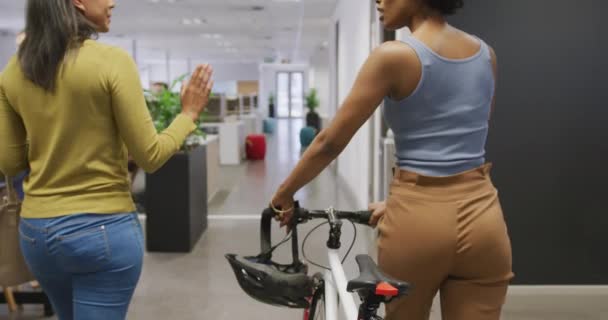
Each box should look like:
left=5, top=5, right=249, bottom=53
left=450, top=0, right=608, bottom=284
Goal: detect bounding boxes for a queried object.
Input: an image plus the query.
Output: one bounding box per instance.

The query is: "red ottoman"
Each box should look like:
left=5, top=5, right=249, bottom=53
left=246, top=134, right=266, bottom=160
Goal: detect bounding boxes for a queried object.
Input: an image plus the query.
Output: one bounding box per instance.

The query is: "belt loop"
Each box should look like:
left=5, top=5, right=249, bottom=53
left=483, top=163, right=493, bottom=175
left=396, top=168, right=420, bottom=185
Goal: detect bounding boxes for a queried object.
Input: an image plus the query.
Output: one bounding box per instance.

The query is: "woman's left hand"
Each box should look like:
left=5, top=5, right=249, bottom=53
left=270, top=192, right=295, bottom=229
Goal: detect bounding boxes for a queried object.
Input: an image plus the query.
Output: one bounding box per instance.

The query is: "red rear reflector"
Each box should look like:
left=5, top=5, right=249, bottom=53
left=375, top=282, right=398, bottom=297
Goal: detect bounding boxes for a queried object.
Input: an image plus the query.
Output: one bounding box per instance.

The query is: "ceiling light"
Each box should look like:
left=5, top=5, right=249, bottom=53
left=193, top=18, right=202, bottom=24
left=213, top=34, right=222, bottom=39
left=182, top=18, right=192, bottom=25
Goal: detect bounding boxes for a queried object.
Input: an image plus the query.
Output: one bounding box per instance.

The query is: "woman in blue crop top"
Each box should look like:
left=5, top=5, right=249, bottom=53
left=270, top=1, right=513, bottom=319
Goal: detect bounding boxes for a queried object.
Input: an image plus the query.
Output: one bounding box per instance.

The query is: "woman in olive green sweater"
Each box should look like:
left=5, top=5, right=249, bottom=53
left=0, top=1, right=213, bottom=319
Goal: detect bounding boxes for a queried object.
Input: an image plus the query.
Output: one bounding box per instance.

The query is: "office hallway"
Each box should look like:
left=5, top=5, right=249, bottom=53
left=3, top=119, right=608, bottom=320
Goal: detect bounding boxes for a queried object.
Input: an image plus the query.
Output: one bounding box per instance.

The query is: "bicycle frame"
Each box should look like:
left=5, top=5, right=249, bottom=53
left=227, top=207, right=406, bottom=320
left=323, top=249, right=360, bottom=320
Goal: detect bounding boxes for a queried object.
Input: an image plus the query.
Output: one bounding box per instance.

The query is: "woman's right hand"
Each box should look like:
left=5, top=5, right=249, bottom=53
left=368, top=201, right=386, bottom=227
left=180, top=64, right=214, bottom=122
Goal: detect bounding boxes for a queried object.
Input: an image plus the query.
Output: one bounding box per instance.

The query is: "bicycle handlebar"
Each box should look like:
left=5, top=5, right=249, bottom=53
left=259, top=205, right=372, bottom=263
left=294, top=207, right=373, bottom=226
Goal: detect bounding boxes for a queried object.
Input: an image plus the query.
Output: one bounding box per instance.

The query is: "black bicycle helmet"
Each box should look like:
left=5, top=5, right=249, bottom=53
left=225, top=206, right=314, bottom=308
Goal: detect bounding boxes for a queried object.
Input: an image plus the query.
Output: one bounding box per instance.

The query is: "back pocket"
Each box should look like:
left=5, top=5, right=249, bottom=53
left=57, top=225, right=111, bottom=273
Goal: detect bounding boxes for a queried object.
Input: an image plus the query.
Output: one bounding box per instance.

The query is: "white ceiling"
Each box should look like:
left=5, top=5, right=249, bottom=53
left=0, top=0, right=337, bottom=63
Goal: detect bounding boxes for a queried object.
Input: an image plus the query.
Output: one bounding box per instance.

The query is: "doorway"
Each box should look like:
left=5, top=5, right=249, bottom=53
left=276, top=72, right=305, bottom=118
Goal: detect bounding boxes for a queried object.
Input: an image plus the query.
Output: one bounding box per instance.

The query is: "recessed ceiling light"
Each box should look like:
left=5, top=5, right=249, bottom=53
left=182, top=18, right=192, bottom=25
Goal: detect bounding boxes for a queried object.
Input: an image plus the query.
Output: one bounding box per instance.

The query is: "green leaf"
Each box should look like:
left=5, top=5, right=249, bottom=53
left=170, top=73, right=190, bottom=91
left=306, top=88, right=319, bottom=112
left=145, top=73, right=205, bottom=151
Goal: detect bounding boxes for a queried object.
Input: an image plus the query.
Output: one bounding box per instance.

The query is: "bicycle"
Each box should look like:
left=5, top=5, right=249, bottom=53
left=226, top=203, right=411, bottom=320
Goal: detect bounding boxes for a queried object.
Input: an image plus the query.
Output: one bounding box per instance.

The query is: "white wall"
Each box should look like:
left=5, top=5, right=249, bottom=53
left=97, top=35, right=135, bottom=57
left=147, top=64, right=169, bottom=84
left=146, top=60, right=257, bottom=81
left=395, top=27, right=412, bottom=42
left=199, top=62, right=259, bottom=82
left=0, top=33, right=18, bottom=70
left=138, top=58, right=259, bottom=92
left=259, top=63, right=309, bottom=118
left=97, top=36, right=260, bottom=91
left=309, top=47, right=331, bottom=117
left=330, top=0, right=374, bottom=209
left=212, top=81, right=238, bottom=96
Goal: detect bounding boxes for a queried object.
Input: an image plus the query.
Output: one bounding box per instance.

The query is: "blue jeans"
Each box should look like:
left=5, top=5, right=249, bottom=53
left=19, top=213, right=144, bottom=320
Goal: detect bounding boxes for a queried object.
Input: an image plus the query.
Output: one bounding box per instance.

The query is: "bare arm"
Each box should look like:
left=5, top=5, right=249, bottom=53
left=489, top=45, right=498, bottom=117
left=272, top=42, right=415, bottom=213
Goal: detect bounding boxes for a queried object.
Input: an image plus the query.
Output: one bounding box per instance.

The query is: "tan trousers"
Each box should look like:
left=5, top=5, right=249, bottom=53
left=378, top=163, right=514, bottom=320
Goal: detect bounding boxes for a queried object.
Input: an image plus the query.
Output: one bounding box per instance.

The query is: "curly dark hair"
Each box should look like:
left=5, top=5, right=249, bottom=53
left=428, top=0, right=464, bottom=15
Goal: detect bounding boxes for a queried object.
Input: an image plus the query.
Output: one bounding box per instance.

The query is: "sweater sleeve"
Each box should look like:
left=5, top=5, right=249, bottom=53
left=0, top=69, right=28, bottom=177
left=108, top=49, right=196, bottom=173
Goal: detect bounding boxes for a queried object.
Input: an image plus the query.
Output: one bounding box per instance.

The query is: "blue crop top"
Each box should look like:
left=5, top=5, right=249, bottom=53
left=384, top=35, right=495, bottom=177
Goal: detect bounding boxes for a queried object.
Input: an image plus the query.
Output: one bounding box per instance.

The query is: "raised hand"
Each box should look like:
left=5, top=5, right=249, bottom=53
left=180, top=64, right=214, bottom=122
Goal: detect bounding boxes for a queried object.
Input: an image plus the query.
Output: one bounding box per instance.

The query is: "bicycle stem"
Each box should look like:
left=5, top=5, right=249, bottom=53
left=326, top=207, right=343, bottom=249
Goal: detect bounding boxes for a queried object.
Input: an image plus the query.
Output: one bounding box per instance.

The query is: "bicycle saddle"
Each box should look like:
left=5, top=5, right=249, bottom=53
left=347, top=255, right=411, bottom=299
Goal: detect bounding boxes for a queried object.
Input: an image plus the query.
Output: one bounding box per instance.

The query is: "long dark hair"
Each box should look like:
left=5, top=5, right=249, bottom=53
left=18, top=0, right=98, bottom=91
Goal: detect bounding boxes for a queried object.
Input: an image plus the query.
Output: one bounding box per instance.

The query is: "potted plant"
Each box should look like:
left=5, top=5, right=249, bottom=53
left=145, top=75, right=207, bottom=151
left=142, top=75, right=209, bottom=253
left=305, top=88, right=321, bottom=131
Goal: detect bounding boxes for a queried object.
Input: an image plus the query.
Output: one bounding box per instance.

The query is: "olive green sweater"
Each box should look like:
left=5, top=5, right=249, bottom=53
left=0, top=40, right=196, bottom=218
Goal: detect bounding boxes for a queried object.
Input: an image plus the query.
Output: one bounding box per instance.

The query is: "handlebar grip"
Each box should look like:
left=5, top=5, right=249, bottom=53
left=355, top=211, right=373, bottom=225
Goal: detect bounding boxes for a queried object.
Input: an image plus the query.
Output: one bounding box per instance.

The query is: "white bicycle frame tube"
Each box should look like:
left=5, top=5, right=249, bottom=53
left=324, top=270, right=338, bottom=319
left=323, top=249, right=359, bottom=320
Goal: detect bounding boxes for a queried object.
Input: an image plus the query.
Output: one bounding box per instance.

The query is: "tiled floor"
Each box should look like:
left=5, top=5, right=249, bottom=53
left=2, top=119, right=607, bottom=319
